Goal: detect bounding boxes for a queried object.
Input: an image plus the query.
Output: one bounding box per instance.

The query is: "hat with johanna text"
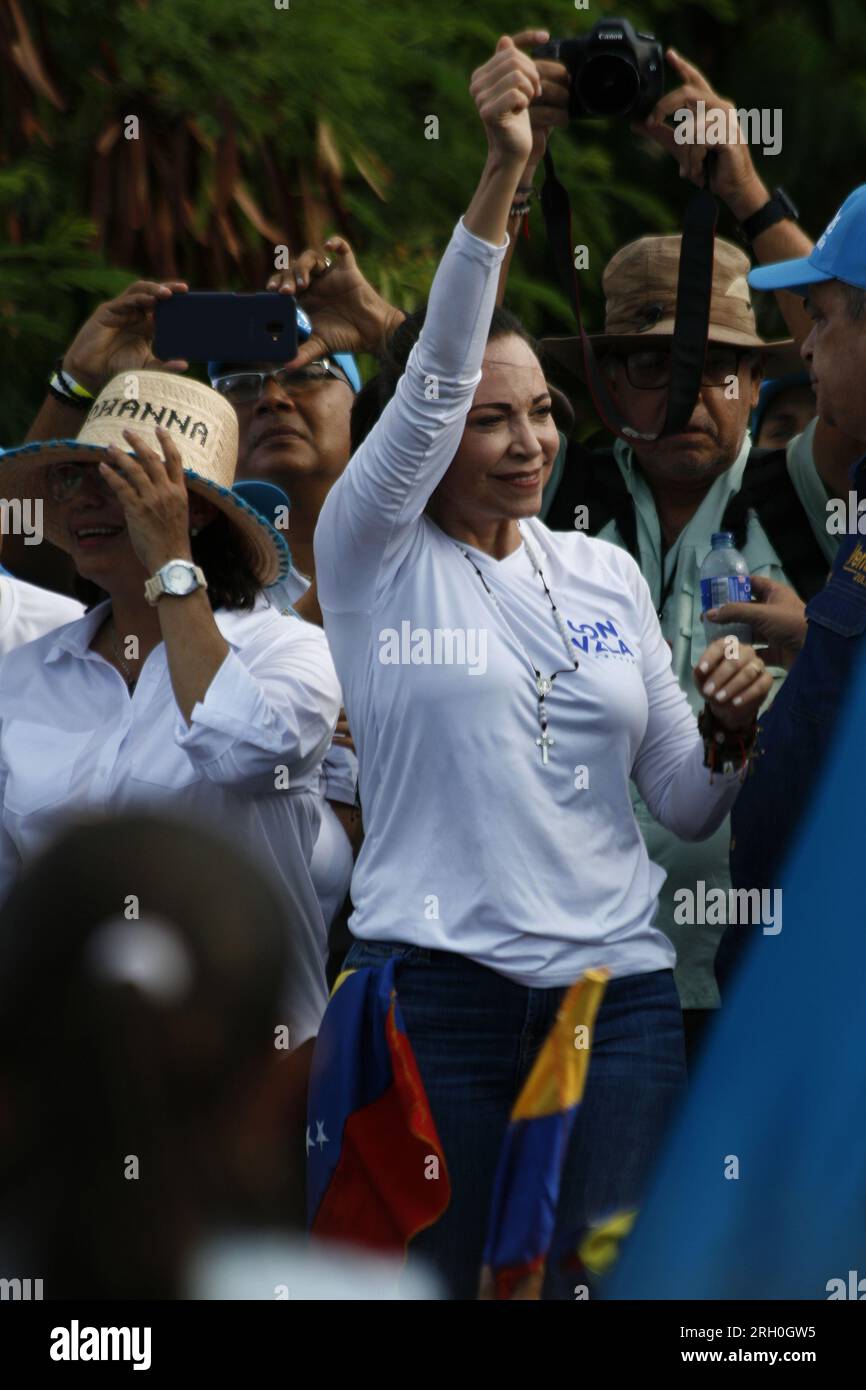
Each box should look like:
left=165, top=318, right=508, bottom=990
left=0, top=372, right=289, bottom=586
left=541, top=235, right=802, bottom=380
left=748, top=185, right=866, bottom=296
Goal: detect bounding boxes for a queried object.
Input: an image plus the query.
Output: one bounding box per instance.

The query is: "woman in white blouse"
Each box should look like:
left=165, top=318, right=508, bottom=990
left=0, top=372, right=341, bottom=1046
left=310, top=32, right=773, bottom=1296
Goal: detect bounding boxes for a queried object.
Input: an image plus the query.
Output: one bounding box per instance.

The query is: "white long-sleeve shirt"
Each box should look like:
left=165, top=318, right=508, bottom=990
left=263, top=572, right=358, bottom=930
left=314, top=217, right=744, bottom=988
left=0, top=596, right=341, bottom=1042
left=0, top=574, right=84, bottom=656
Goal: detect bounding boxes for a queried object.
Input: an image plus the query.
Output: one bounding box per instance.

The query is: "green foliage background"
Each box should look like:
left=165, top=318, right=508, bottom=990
left=2, top=0, right=865, bottom=437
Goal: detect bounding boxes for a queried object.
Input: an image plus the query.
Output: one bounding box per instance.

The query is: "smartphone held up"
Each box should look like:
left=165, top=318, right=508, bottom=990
left=154, top=292, right=301, bottom=364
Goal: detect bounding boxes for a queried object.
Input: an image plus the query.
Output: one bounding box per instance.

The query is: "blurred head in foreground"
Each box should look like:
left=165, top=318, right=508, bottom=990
left=0, top=813, right=305, bottom=1299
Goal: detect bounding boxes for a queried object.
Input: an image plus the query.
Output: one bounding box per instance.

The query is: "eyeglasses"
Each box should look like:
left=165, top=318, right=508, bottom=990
left=616, top=347, right=751, bottom=391
left=211, top=360, right=348, bottom=406
left=46, top=461, right=116, bottom=503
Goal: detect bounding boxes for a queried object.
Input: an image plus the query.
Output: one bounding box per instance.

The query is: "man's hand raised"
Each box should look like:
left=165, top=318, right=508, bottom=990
left=631, top=47, right=768, bottom=221
left=267, top=238, right=403, bottom=369
left=62, top=280, right=189, bottom=394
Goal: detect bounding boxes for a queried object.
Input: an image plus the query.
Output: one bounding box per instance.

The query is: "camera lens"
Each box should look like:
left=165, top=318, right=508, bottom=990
left=577, top=53, right=639, bottom=116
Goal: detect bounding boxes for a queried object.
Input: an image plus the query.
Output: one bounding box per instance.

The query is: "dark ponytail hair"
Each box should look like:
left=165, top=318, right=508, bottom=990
left=350, top=304, right=539, bottom=453
left=0, top=812, right=292, bottom=1297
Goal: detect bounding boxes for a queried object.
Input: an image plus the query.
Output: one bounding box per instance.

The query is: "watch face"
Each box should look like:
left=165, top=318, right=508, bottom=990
left=165, top=562, right=196, bottom=595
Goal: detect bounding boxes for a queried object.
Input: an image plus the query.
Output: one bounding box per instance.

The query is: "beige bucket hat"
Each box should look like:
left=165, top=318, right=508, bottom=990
left=0, top=371, right=288, bottom=585
left=540, top=234, right=804, bottom=380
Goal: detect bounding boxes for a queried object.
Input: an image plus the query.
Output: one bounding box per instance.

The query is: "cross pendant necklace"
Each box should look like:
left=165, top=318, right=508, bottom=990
left=455, top=522, right=578, bottom=766
left=536, top=729, right=554, bottom=765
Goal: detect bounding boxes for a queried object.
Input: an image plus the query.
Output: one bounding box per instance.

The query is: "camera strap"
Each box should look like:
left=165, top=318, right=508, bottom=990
left=539, top=146, right=718, bottom=441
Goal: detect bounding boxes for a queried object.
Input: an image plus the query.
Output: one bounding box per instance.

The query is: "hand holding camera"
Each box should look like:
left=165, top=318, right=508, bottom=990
left=632, top=47, right=768, bottom=221
left=535, top=19, right=663, bottom=121
left=531, top=21, right=770, bottom=226
left=511, top=29, right=570, bottom=187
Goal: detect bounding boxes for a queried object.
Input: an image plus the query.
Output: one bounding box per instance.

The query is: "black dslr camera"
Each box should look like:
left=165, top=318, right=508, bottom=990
left=536, top=18, right=663, bottom=121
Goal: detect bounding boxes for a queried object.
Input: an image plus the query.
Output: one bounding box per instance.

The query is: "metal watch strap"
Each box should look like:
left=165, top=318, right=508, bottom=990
left=144, top=561, right=207, bottom=605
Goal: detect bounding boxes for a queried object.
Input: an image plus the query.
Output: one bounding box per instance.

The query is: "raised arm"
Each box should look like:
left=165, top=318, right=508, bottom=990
left=635, top=49, right=863, bottom=497
left=496, top=38, right=569, bottom=306
left=24, top=279, right=189, bottom=443
left=98, top=423, right=338, bottom=766
left=634, top=49, right=813, bottom=344
left=314, top=32, right=545, bottom=614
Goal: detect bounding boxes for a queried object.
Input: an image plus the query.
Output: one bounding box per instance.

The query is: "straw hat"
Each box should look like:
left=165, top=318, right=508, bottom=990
left=0, top=371, right=288, bottom=586
left=540, top=235, right=804, bottom=380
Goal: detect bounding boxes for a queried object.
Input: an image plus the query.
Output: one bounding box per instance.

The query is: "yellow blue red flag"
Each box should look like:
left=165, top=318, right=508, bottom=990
left=306, top=960, right=450, bottom=1252
left=481, top=969, right=608, bottom=1299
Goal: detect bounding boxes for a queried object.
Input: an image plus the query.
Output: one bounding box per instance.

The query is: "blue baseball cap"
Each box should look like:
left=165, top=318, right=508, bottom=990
left=207, top=299, right=361, bottom=393
left=748, top=185, right=866, bottom=297
left=232, top=481, right=291, bottom=532
left=751, top=371, right=811, bottom=440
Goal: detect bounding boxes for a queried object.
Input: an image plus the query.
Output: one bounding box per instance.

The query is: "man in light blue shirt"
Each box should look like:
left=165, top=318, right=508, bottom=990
left=541, top=230, right=856, bottom=1060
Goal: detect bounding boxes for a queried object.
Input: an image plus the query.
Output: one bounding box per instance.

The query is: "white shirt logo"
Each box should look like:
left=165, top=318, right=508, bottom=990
left=816, top=206, right=844, bottom=250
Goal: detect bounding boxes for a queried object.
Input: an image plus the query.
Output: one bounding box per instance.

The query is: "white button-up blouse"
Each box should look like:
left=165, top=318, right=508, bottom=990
left=0, top=595, right=342, bottom=1044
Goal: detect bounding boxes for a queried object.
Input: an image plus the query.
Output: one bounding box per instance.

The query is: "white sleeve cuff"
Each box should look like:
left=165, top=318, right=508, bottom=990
left=455, top=214, right=510, bottom=257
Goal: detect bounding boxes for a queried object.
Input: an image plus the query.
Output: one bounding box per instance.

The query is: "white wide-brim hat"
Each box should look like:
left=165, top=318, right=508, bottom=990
left=0, top=371, right=289, bottom=586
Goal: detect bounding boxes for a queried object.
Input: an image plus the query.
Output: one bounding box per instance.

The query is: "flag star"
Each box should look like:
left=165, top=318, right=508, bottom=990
left=305, top=1125, right=314, bottom=1156
left=315, top=1120, right=329, bottom=1150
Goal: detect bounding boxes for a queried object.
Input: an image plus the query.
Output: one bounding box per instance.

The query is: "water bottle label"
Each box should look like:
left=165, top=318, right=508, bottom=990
left=700, top=575, right=751, bottom=612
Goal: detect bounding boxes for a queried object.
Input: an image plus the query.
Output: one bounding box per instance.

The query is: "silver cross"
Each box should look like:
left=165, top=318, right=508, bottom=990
left=536, top=732, right=554, bottom=765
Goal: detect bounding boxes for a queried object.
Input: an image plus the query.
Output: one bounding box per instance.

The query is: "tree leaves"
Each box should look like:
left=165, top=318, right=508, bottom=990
left=2, top=0, right=866, bottom=439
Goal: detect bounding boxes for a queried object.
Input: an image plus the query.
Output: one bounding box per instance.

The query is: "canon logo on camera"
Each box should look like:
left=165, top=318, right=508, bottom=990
left=597, top=30, right=624, bottom=40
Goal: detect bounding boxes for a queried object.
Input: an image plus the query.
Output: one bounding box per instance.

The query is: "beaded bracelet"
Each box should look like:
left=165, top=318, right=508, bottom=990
left=698, top=703, right=758, bottom=782
left=509, top=184, right=537, bottom=220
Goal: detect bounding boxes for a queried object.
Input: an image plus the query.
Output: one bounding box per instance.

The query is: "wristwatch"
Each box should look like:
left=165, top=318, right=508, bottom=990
left=144, top=559, right=208, bottom=605
left=739, top=187, right=799, bottom=244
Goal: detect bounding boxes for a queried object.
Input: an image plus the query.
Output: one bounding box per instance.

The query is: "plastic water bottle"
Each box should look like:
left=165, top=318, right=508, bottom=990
left=700, top=532, right=752, bottom=646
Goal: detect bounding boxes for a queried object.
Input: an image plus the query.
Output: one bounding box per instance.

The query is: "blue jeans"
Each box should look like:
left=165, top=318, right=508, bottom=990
left=342, top=940, right=686, bottom=1300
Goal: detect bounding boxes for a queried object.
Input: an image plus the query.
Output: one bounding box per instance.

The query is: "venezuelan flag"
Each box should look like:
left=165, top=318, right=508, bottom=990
left=306, top=960, right=450, bottom=1252
left=480, top=969, right=608, bottom=1300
